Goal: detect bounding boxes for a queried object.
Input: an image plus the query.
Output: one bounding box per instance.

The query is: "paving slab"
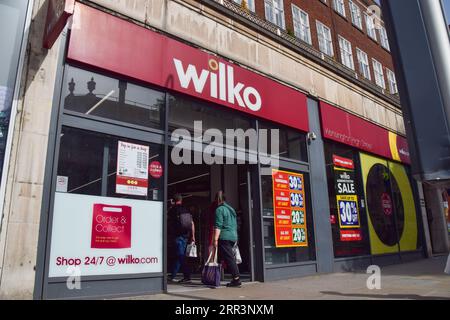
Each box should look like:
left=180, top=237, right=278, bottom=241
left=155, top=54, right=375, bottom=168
left=123, top=256, right=450, bottom=300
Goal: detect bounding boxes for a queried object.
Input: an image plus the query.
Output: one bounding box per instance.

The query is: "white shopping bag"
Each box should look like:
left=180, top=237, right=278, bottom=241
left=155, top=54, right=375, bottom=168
left=186, top=242, right=197, bottom=258
left=233, top=243, right=242, bottom=265
left=445, top=254, right=450, bottom=275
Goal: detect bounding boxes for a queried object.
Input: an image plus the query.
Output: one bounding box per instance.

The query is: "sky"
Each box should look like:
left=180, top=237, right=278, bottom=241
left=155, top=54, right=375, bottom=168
left=443, top=0, right=450, bottom=24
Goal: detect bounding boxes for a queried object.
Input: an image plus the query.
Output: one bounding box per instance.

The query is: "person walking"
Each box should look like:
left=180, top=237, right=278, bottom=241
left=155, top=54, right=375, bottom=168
left=213, top=191, right=241, bottom=288
left=168, top=194, right=195, bottom=283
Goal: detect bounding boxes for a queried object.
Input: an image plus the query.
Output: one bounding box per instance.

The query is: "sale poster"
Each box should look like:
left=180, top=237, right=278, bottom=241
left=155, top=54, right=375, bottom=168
left=272, top=169, right=308, bottom=248
left=333, top=155, right=362, bottom=241
left=116, top=141, right=149, bottom=196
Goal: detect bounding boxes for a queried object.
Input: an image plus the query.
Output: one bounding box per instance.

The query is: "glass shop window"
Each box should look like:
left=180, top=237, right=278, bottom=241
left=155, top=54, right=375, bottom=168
left=62, top=66, right=165, bottom=130
left=324, top=142, right=371, bottom=258
left=260, top=167, right=316, bottom=265
left=168, top=93, right=256, bottom=155
left=258, top=121, right=308, bottom=163
left=56, top=126, right=164, bottom=201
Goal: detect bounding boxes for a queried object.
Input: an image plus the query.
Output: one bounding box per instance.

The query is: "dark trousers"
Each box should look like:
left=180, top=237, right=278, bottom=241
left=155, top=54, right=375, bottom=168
left=171, top=236, right=191, bottom=280
left=218, top=240, right=240, bottom=279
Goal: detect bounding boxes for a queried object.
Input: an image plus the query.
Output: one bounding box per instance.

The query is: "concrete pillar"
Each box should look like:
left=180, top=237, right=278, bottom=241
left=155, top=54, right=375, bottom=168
left=423, top=184, right=450, bottom=254
left=416, top=182, right=433, bottom=257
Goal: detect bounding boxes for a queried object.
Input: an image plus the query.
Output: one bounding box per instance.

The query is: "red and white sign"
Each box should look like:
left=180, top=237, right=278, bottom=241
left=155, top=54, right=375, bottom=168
left=68, top=3, right=309, bottom=132
left=116, top=141, right=149, bottom=196
left=149, top=161, right=163, bottom=179
left=381, top=192, right=393, bottom=216
left=340, top=230, right=362, bottom=242
left=49, top=193, right=163, bottom=277
left=333, top=155, right=354, bottom=169
left=43, top=0, right=75, bottom=49
left=91, top=204, right=132, bottom=249
left=320, top=101, right=410, bottom=164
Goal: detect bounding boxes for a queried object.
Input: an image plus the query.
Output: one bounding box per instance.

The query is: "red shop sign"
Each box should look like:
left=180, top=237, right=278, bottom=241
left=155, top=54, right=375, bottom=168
left=68, top=3, right=309, bottom=132
left=149, top=161, right=163, bottom=179
left=320, top=101, right=410, bottom=164
left=43, top=0, right=75, bottom=49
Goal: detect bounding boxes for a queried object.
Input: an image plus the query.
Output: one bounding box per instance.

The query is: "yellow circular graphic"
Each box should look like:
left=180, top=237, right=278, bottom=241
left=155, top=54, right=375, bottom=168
left=208, top=59, right=219, bottom=71
left=360, top=153, right=418, bottom=255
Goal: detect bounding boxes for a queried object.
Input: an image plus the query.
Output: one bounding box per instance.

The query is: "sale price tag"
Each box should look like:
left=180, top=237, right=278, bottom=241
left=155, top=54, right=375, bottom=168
left=272, top=169, right=308, bottom=248
left=337, top=195, right=360, bottom=228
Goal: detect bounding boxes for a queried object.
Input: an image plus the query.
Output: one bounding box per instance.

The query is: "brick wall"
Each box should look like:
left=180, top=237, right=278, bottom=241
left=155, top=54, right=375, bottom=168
left=253, top=0, right=395, bottom=91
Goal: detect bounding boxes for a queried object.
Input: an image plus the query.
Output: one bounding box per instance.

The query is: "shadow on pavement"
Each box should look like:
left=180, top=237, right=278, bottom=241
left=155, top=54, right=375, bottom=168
left=321, top=291, right=450, bottom=300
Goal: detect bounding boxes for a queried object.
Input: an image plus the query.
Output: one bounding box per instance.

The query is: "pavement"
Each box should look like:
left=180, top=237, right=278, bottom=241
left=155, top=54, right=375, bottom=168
left=126, top=255, right=450, bottom=300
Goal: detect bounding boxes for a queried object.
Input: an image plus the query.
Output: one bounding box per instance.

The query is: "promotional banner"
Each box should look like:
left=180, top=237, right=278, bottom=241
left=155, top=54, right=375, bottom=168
left=333, top=155, right=362, bottom=242
left=67, top=2, right=309, bottom=132
left=321, top=102, right=410, bottom=164
left=272, top=170, right=308, bottom=248
left=116, top=141, right=149, bottom=196
left=49, top=193, right=163, bottom=277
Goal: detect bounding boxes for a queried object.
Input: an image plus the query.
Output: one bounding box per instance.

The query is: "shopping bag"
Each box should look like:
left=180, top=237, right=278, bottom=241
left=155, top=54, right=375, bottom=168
left=233, top=243, right=242, bottom=265
left=445, top=254, right=450, bottom=275
left=201, top=248, right=221, bottom=287
left=186, top=242, right=197, bottom=258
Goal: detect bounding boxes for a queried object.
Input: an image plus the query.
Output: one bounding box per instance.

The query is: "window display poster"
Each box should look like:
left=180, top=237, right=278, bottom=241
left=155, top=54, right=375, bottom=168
left=49, top=193, right=163, bottom=277
left=333, top=155, right=362, bottom=241
left=116, top=141, right=149, bottom=196
left=272, top=169, right=308, bottom=248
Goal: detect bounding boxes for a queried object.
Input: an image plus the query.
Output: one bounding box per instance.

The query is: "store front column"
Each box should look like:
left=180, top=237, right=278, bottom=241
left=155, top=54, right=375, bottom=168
left=424, top=184, right=450, bottom=254
left=307, top=98, right=334, bottom=274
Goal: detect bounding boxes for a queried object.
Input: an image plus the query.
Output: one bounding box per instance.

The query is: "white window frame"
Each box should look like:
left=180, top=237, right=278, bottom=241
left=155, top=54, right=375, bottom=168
left=373, top=59, right=386, bottom=89
left=386, top=68, right=398, bottom=94
left=338, top=35, right=355, bottom=70
left=365, top=13, right=377, bottom=41
left=333, top=0, right=346, bottom=17
left=356, top=48, right=371, bottom=80
left=265, top=0, right=286, bottom=29
left=316, top=21, right=334, bottom=57
left=292, top=4, right=311, bottom=44
left=379, top=26, right=390, bottom=51
left=349, top=0, right=362, bottom=29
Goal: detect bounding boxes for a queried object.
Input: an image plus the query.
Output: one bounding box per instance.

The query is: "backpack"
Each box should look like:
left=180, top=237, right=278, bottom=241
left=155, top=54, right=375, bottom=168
left=176, top=206, right=193, bottom=235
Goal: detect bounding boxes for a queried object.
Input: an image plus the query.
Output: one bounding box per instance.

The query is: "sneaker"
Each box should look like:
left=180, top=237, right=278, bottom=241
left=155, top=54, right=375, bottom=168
left=168, top=278, right=177, bottom=283
left=178, top=278, right=192, bottom=284
left=226, top=279, right=242, bottom=288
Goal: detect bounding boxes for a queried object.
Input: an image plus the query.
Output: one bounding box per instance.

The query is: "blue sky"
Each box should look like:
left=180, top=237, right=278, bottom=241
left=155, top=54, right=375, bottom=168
left=443, top=0, right=450, bottom=23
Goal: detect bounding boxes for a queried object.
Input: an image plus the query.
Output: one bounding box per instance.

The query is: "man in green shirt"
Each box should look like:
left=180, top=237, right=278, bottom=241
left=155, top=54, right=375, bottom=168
left=213, top=191, right=241, bottom=288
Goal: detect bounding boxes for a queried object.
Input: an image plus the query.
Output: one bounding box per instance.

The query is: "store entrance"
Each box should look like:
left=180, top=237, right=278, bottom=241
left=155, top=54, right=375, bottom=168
left=167, top=161, right=255, bottom=285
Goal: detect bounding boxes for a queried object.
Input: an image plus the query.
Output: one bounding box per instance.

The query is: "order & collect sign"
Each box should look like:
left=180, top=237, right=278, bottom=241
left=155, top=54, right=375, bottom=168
left=272, top=169, right=308, bottom=248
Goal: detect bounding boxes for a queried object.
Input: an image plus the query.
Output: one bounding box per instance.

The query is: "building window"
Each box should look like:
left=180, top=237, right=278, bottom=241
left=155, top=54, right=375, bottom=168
left=349, top=1, right=362, bottom=29
left=373, top=59, right=386, bottom=89
left=62, top=66, right=166, bottom=130
left=317, top=21, right=334, bottom=57
left=365, top=13, right=377, bottom=41
left=292, top=4, right=311, bottom=44
left=356, top=48, right=371, bottom=80
left=338, top=36, right=354, bottom=70
left=380, top=27, right=390, bottom=51
left=265, top=0, right=285, bottom=29
left=386, top=68, right=398, bottom=94
left=232, top=0, right=255, bottom=12
left=333, top=0, right=346, bottom=17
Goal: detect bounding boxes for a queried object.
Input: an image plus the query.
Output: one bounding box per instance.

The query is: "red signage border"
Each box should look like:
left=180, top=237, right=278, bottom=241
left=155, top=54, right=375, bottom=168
left=320, top=101, right=410, bottom=164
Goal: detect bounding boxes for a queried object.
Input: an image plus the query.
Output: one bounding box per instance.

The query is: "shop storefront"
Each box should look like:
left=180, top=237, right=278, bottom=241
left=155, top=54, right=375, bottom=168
left=320, top=102, right=424, bottom=269
left=33, top=2, right=424, bottom=299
